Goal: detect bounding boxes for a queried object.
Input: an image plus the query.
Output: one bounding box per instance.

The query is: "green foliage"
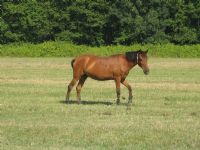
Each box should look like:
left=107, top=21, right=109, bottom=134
left=0, top=42, right=200, bottom=58
left=1, top=0, right=200, bottom=45
left=173, top=27, right=198, bottom=44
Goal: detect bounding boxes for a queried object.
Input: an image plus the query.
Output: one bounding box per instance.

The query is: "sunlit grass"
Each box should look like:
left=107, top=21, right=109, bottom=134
left=0, top=58, right=200, bottom=149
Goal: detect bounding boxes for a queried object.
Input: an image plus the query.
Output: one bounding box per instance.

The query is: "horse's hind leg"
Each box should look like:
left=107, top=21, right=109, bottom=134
left=66, top=78, right=78, bottom=103
left=76, top=75, right=88, bottom=104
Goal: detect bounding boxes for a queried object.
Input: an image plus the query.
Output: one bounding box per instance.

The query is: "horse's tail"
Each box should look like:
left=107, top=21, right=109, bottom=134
left=71, top=58, right=75, bottom=68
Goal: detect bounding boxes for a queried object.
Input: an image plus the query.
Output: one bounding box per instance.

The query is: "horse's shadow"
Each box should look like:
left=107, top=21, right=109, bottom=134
left=59, top=100, right=126, bottom=106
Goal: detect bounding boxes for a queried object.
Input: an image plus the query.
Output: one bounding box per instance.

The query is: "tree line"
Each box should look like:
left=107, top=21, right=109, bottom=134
left=1, top=0, right=200, bottom=45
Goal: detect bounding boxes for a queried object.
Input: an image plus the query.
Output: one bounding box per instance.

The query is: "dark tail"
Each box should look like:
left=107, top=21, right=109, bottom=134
left=71, top=59, right=75, bottom=68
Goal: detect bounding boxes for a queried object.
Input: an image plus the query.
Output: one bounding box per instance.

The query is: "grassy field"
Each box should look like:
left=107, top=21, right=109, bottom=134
left=0, top=57, right=200, bottom=149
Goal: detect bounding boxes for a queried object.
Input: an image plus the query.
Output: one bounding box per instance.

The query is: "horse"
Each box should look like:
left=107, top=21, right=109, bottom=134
left=66, top=50, right=149, bottom=105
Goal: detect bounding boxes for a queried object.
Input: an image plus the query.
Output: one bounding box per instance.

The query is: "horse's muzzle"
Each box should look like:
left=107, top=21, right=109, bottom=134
left=144, top=69, right=150, bottom=75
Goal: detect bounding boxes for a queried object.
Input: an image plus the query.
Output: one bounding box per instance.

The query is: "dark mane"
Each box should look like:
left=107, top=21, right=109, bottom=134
left=125, top=50, right=140, bottom=62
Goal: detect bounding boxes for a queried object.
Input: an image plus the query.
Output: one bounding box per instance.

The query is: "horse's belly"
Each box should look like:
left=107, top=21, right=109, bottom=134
left=84, top=65, right=116, bottom=80
left=86, top=70, right=114, bottom=80
left=89, top=75, right=113, bottom=81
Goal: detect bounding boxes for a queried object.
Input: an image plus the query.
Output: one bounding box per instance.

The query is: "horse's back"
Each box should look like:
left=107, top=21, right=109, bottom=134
left=73, top=54, right=123, bottom=66
left=72, top=54, right=127, bottom=80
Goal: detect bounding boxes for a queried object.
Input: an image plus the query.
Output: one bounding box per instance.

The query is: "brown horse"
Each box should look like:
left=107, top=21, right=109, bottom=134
left=66, top=50, right=149, bottom=105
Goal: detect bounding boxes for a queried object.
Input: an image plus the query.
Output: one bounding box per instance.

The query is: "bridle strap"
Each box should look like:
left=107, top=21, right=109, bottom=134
left=136, top=52, right=139, bottom=64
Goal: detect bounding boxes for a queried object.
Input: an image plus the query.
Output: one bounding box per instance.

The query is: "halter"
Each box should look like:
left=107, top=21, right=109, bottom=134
left=136, top=52, right=139, bottom=64
left=125, top=51, right=139, bottom=64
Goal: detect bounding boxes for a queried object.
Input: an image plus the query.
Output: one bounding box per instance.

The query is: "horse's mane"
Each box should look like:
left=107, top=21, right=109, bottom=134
left=125, top=50, right=140, bottom=62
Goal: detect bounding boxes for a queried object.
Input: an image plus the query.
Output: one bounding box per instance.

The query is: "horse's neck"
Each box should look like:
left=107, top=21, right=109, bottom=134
left=127, top=61, right=137, bottom=71
left=119, top=55, right=137, bottom=72
left=123, top=53, right=137, bottom=71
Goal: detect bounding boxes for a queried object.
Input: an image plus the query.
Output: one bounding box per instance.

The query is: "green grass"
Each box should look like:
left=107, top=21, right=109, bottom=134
left=0, top=57, right=200, bottom=150
left=1, top=42, right=200, bottom=57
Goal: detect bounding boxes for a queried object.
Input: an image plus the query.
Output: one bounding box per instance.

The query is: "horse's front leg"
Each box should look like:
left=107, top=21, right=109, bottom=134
left=121, top=80, right=133, bottom=104
left=115, top=77, right=121, bottom=105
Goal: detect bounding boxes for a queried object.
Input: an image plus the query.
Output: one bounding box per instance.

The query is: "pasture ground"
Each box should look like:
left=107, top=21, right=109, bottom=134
left=0, top=58, right=200, bottom=150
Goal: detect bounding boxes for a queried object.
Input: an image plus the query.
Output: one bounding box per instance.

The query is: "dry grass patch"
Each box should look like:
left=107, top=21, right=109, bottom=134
left=150, top=58, right=200, bottom=69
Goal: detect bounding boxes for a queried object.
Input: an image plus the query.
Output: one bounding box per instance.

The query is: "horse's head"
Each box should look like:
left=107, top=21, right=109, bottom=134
left=137, top=50, right=149, bottom=75
left=125, top=50, right=150, bottom=75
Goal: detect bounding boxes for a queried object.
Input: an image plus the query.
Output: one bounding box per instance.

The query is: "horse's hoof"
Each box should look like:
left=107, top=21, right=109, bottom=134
left=122, top=96, right=126, bottom=100
left=127, top=105, right=131, bottom=111
left=116, top=99, right=120, bottom=105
